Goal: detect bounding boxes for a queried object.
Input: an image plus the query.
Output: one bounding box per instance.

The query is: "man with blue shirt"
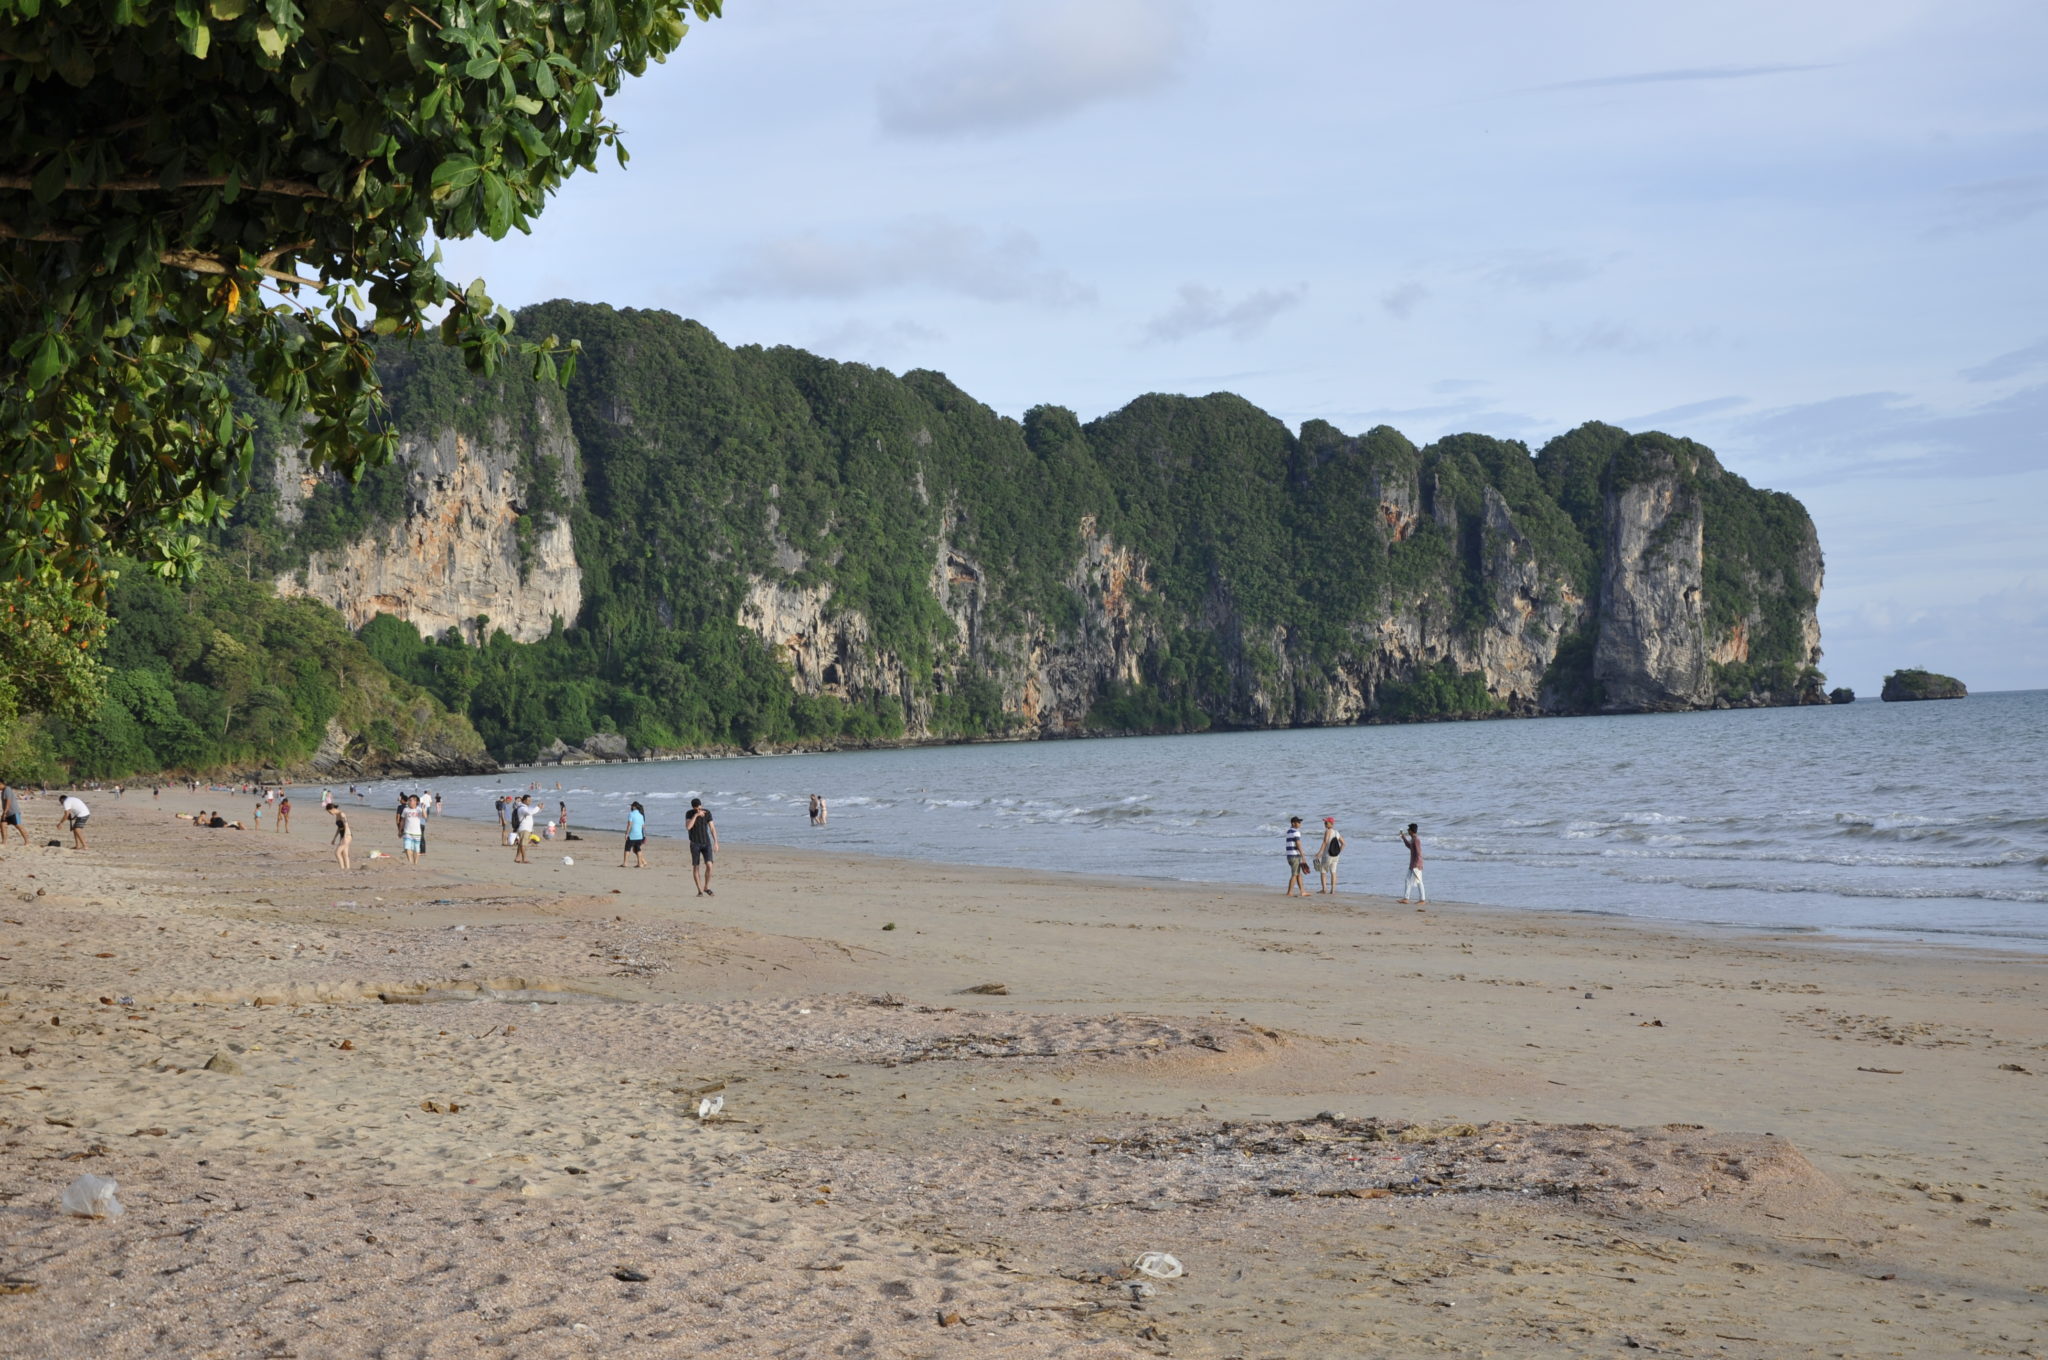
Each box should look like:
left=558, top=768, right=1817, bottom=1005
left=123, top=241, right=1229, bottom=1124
left=621, top=801, right=648, bottom=868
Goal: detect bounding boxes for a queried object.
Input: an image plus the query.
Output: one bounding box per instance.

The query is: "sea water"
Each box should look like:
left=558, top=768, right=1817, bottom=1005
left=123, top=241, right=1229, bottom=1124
left=421, top=689, right=2048, bottom=951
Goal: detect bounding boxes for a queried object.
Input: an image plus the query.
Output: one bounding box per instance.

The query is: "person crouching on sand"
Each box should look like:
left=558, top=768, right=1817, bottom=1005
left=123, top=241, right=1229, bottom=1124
left=1283, top=816, right=1308, bottom=896
left=58, top=792, right=90, bottom=850
left=1399, top=823, right=1426, bottom=903
left=1314, top=816, right=1343, bottom=894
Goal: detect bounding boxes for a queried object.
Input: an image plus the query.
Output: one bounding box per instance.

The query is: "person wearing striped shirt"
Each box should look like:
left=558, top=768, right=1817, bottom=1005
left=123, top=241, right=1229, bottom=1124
left=1283, top=816, right=1309, bottom=896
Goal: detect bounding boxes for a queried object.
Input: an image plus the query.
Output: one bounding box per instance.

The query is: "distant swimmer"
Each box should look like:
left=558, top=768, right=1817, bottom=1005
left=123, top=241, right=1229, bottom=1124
left=686, top=797, right=717, bottom=896
left=622, top=801, right=648, bottom=869
left=1314, top=816, right=1343, bottom=894
left=1398, top=823, right=1426, bottom=903
left=1283, top=816, right=1308, bottom=896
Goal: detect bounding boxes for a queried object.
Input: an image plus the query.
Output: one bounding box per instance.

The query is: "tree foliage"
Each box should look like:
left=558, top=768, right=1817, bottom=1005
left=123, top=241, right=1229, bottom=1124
left=0, top=0, right=722, bottom=607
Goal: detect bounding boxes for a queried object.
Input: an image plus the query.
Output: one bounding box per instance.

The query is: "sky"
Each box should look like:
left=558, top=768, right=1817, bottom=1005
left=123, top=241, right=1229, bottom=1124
left=439, top=0, right=2048, bottom=695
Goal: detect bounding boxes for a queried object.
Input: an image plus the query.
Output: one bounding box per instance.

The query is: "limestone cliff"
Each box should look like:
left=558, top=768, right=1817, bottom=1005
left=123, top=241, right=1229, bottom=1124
left=244, top=305, right=1825, bottom=761
left=270, top=396, right=582, bottom=644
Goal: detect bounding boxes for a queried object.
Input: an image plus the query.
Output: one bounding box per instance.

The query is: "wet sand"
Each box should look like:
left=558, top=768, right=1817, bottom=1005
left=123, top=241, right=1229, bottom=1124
left=1, top=791, right=2043, bottom=1358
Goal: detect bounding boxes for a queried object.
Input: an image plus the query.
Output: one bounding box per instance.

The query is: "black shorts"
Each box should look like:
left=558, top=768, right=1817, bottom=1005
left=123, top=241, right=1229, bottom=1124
left=624, top=838, right=645, bottom=852
left=690, top=843, right=713, bottom=865
left=3, top=813, right=17, bottom=825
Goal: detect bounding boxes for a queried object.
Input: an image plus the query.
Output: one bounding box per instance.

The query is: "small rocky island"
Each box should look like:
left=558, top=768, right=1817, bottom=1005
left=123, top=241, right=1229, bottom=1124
left=1881, top=669, right=1967, bottom=702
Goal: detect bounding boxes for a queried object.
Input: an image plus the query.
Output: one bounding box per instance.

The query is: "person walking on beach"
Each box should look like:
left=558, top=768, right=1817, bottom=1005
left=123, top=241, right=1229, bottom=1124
left=808, top=793, right=826, bottom=826
left=495, top=796, right=509, bottom=837
left=331, top=805, right=352, bottom=871
left=278, top=796, right=291, bottom=833
left=1, top=782, right=27, bottom=847
left=686, top=797, right=717, bottom=896
left=621, top=801, right=648, bottom=869
left=399, top=797, right=425, bottom=865
left=1283, top=816, right=1309, bottom=896
left=1398, top=823, right=1426, bottom=903
left=58, top=793, right=90, bottom=850
left=511, top=796, right=536, bottom=864
left=1314, top=816, right=1344, bottom=894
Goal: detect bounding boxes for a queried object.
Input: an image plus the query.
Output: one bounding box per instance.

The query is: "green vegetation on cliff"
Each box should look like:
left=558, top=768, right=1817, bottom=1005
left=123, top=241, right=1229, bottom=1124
left=0, top=563, right=490, bottom=784
left=145, top=303, right=1825, bottom=765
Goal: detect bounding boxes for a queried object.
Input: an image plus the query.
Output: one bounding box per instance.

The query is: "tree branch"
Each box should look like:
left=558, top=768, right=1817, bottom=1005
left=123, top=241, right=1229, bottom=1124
left=0, top=226, right=328, bottom=287
left=160, top=250, right=325, bottom=289
left=0, top=175, right=331, bottom=199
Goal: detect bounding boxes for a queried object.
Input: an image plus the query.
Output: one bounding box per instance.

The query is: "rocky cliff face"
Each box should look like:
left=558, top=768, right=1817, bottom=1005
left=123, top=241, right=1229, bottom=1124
left=1595, top=451, right=1712, bottom=711
left=271, top=398, right=582, bottom=644
left=254, top=306, right=1826, bottom=760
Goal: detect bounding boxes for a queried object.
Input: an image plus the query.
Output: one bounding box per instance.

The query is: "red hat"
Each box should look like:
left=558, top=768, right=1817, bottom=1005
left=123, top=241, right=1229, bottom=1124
left=1324, top=816, right=1335, bottom=824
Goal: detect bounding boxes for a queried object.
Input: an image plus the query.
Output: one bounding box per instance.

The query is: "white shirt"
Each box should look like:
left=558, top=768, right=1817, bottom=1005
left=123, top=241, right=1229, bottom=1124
left=514, top=804, right=536, bottom=831
left=402, top=811, right=425, bottom=837
left=61, top=796, right=90, bottom=819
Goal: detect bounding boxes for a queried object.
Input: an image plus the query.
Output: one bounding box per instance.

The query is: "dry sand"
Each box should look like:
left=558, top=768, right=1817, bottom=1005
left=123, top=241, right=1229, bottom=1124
left=1, top=789, right=2043, bottom=1358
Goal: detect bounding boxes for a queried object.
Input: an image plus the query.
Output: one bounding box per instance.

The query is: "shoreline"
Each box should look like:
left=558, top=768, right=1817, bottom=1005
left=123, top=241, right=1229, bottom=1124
left=2, top=793, right=2043, bottom=1357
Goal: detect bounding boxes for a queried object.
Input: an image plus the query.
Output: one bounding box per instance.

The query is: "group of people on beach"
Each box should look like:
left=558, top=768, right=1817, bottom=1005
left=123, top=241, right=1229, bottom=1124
left=0, top=781, right=90, bottom=852
left=1283, top=816, right=1426, bottom=902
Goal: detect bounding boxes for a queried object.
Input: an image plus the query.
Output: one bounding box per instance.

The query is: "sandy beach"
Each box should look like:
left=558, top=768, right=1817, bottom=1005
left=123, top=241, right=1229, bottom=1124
left=1, top=791, right=2043, bottom=1359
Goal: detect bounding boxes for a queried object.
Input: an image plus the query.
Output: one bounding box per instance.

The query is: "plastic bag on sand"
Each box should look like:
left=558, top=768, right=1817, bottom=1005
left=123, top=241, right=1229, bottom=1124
left=696, top=1095, right=724, bottom=1119
left=1132, top=1251, right=1183, bottom=1280
left=62, top=1174, right=123, bottom=1219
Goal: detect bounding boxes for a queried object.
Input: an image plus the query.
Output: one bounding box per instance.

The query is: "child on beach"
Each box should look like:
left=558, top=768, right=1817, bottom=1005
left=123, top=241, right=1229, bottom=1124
left=1283, top=816, right=1308, bottom=896
left=1399, top=823, right=1426, bottom=903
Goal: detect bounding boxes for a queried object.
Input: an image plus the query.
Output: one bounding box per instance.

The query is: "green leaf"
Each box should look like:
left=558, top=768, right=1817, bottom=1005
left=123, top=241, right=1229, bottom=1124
left=27, top=334, right=64, bottom=390
left=430, top=155, right=481, bottom=192
left=254, top=20, right=286, bottom=59
left=178, top=21, right=211, bottom=60
left=207, top=0, right=245, bottom=19
left=464, top=55, right=501, bottom=80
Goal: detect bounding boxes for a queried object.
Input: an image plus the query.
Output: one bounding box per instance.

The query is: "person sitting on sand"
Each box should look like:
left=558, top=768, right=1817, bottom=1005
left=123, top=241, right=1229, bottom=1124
left=622, top=801, right=648, bottom=869
left=332, top=806, right=352, bottom=871
left=1399, top=823, right=1426, bottom=903
left=207, top=811, right=228, bottom=829
left=1283, top=816, right=1308, bottom=896
left=58, top=793, right=90, bottom=850
left=1314, top=816, right=1343, bottom=894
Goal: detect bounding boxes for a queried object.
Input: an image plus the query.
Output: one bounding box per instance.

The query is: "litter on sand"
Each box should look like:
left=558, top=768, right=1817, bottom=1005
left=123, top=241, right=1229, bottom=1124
left=61, top=1174, right=123, bottom=1219
left=1132, top=1251, right=1184, bottom=1280
left=697, top=1095, right=725, bottom=1119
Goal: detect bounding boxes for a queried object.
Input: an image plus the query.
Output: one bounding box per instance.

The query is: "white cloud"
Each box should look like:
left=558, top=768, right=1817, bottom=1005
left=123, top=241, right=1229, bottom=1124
left=808, top=318, right=946, bottom=364
left=1380, top=282, right=1429, bottom=319
left=877, top=0, right=1201, bottom=137
left=1481, top=249, right=1604, bottom=291
left=707, top=218, right=1095, bottom=308
left=1926, top=174, right=2048, bottom=238
left=1525, top=63, right=1834, bottom=94
left=1141, top=283, right=1303, bottom=345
